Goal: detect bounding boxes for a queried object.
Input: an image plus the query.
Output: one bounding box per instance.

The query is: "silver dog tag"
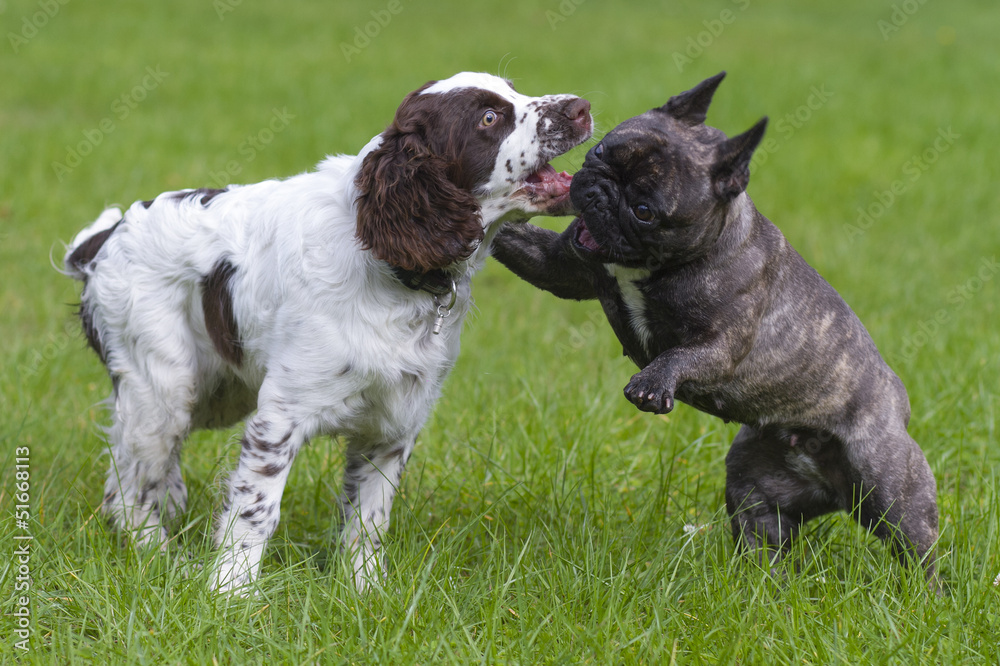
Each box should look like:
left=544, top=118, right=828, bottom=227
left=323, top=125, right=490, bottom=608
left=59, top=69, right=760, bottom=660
left=432, top=280, right=458, bottom=335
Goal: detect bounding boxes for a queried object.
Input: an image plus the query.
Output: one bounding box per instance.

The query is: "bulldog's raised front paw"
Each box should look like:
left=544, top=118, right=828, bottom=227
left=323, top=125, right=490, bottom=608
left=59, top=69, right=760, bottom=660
left=624, top=373, right=674, bottom=414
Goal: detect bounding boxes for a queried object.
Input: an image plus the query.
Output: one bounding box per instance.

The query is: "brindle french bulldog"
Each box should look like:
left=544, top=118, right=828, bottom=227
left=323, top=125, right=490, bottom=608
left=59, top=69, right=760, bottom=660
left=493, top=72, right=939, bottom=583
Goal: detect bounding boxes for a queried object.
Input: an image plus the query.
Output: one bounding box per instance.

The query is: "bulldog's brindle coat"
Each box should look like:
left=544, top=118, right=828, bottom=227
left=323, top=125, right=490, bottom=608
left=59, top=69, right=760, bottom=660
left=493, top=73, right=939, bottom=582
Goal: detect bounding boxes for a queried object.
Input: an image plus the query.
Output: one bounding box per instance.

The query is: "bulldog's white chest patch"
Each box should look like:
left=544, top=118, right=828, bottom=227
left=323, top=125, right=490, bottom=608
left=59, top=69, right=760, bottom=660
left=606, top=265, right=653, bottom=352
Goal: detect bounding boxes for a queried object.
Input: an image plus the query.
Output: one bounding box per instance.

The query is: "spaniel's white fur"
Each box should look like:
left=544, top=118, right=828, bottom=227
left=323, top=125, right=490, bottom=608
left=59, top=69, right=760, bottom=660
left=65, top=72, right=591, bottom=592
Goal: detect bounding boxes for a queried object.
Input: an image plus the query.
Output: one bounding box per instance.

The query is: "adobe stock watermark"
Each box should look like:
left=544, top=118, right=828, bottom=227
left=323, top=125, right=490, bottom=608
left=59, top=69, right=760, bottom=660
left=546, top=0, right=586, bottom=31
left=844, top=126, right=959, bottom=242
left=891, top=256, right=998, bottom=363
left=12, top=446, right=33, bottom=653
left=340, top=0, right=403, bottom=63
left=554, top=308, right=608, bottom=357
left=672, top=0, right=751, bottom=73
left=7, top=0, right=70, bottom=54
left=17, top=318, right=80, bottom=381
left=749, top=83, right=834, bottom=175
left=213, top=0, right=241, bottom=20
left=877, top=0, right=932, bottom=41
left=51, top=66, right=170, bottom=182
left=207, top=107, right=296, bottom=188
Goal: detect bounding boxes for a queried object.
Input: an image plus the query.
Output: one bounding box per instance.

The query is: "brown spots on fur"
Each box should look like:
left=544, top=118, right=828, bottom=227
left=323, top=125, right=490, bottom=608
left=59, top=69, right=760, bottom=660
left=246, top=427, right=292, bottom=454
left=170, top=188, right=228, bottom=206
left=257, top=462, right=285, bottom=477
left=78, top=301, right=106, bottom=363
left=67, top=218, right=124, bottom=365
left=240, top=504, right=264, bottom=519
left=66, top=219, right=122, bottom=274
left=201, top=259, right=243, bottom=366
left=195, top=188, right=227, bottom=205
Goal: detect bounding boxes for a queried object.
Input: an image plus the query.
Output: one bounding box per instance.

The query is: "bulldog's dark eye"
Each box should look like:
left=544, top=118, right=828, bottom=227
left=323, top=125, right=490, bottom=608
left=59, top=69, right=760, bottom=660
left=480, top=110, right=499, bottom=127
left=632, top=204, right=654, bottom=222
left=593, top=142, right=604, bottom=159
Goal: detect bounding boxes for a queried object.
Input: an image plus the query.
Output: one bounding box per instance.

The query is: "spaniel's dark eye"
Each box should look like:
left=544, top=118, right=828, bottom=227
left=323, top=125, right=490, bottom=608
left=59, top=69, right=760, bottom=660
left=632, top=204, right=654, bottom=222
left=593, top=142, right=604, bottom=159
left=480, top=110, right=499, bottom=127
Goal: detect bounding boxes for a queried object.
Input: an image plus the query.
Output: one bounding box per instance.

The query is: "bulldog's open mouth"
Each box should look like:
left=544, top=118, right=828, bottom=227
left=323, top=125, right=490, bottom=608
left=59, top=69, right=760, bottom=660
left=570, top=216, right=609, bottom=260
left=516, top=164, right=574, bottom=213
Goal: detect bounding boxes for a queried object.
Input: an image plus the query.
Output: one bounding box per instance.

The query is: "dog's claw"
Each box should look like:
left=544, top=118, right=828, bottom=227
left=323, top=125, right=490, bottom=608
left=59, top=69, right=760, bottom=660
left=624, top=376, right=674, bottom=414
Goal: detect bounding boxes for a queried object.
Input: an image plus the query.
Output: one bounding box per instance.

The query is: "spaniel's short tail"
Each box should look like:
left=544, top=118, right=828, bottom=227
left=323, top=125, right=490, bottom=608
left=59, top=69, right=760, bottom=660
left=63, top=207, right=123, bottom=280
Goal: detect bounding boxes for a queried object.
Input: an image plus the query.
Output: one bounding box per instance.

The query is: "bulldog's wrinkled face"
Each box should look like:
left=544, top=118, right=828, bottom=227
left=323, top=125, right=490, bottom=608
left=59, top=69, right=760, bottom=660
left=566, top=72, right=768, bottom=270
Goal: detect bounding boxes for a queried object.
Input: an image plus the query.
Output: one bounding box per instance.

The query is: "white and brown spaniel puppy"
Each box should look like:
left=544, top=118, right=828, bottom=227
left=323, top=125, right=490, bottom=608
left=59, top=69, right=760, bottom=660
left=64, top=72, right=592, bottom=592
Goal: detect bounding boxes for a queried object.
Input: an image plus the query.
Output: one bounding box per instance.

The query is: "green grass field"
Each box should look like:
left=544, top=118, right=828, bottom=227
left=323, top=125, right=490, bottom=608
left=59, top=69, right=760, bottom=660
left=2, top=0, right=999, bottom=662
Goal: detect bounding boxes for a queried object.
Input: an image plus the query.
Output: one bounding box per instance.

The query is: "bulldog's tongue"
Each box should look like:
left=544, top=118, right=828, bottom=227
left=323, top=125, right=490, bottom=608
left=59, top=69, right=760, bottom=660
left=575, top=217, right=602, bottom=252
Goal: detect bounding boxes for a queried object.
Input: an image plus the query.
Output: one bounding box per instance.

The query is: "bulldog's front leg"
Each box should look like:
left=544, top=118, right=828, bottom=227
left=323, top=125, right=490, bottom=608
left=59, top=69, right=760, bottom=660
left=624, top=345, right=722, bottom=414
left=491, top=223, right=598, bottom=301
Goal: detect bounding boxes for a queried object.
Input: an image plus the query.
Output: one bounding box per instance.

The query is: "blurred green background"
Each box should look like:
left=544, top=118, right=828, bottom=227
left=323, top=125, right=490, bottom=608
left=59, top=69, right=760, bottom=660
left=2, top=0, right=999, bottom=662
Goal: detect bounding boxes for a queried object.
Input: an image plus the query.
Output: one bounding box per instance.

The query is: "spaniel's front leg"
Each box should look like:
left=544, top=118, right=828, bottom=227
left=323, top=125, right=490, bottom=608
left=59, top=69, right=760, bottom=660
left=340, top=436, right=415, bottom=591
left=211, top=409, right=306, bottom=594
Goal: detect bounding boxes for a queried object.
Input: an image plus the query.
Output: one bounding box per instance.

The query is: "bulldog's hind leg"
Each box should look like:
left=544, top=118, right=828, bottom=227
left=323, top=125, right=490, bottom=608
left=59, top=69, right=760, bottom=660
left=726, top=424, right=939, bottom=583
left=725, top=426, right=845, bottom=567
left=848, top=431, right=939, bottom=580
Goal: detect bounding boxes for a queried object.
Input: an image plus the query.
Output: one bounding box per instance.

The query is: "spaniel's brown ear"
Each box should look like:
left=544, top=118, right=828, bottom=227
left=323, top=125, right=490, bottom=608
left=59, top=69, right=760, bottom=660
left=354, top=130, right=484, bottom=272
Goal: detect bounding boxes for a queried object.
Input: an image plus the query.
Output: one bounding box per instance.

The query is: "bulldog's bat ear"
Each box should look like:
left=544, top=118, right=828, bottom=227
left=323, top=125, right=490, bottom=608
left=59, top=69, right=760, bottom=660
left=711, top=117, right=768, bottom=200
left=659, top=71, right=726, bottom=125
